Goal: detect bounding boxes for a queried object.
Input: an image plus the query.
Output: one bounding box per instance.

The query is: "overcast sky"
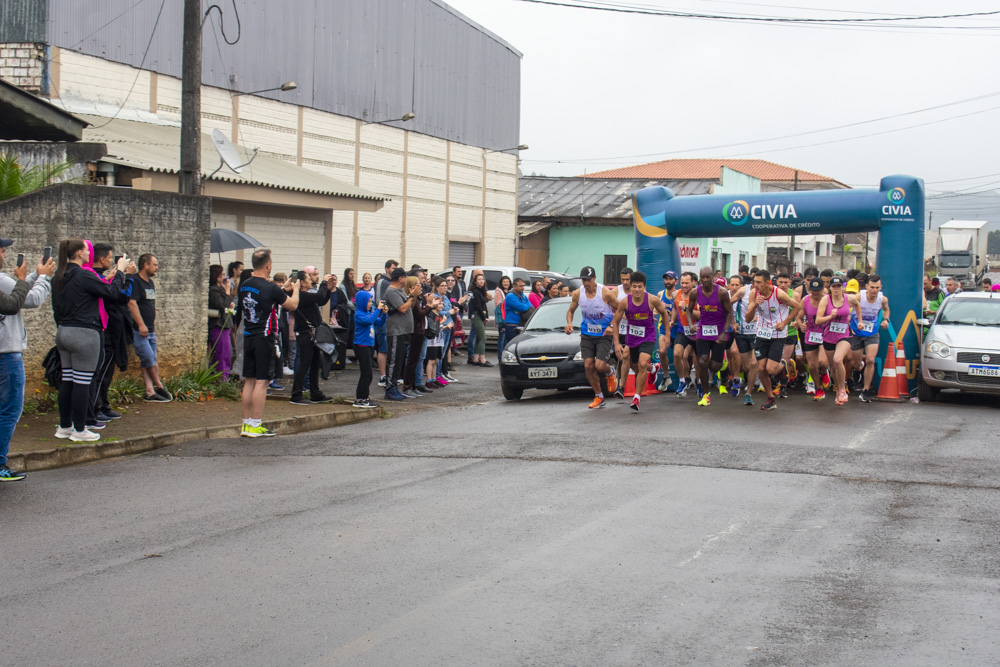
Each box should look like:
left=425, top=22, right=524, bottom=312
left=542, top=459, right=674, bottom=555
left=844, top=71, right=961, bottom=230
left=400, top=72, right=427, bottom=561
left=446, top=0, right=1000, bottom=222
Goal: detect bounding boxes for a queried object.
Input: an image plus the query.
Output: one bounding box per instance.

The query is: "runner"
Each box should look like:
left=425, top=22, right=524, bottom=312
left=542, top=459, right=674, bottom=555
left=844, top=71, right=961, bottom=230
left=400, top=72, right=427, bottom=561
left=656, top=271, right=677, bottom=391
left=796, top=277, right=831, bottom=401
left=744, top=269, right=800, bottom=411
left=670, top=271, right=699, bottom=398
left=774, top=273, right=798, bottom=398
left=565, top=266, right=620, bottom=409
left=849, top=273, right=890, bottom=402
left=687, top=267, right=734, bottom=407
left=613, top=268, right=633, bottom=399
left=610, top=271, right=673, bottom=412
left=815, top=276, right=859, bottom=406
left=729, top=278, right=758, bottom=406
left=724, top=275, right=744, bottom=396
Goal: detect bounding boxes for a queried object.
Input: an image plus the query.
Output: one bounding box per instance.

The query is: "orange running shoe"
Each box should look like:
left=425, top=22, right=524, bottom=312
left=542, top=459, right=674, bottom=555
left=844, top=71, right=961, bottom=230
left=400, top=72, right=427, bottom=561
left=813, top=388, right=826, bottom=401
left=606, top=373, right=618, bottom=394
left=588, top=396, right=606, bottom=409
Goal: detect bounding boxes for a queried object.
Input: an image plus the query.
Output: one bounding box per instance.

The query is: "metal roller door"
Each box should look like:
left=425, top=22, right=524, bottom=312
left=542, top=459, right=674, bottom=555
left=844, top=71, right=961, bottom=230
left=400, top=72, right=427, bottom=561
left=448, top=241, right=477, bottom=267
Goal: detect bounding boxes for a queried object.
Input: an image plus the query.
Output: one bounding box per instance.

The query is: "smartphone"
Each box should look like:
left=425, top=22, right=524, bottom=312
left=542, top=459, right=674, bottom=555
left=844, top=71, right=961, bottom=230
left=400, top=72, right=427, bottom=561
left=113, top=255, right=122, bottom=264
left=42, top=246, right=52, bottom=264
left=16, top=253, right=25, bottom=268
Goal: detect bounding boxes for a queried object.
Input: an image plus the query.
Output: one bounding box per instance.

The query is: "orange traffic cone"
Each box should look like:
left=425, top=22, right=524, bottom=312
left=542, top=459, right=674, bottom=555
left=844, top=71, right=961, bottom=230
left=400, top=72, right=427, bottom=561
left=896, top=342, right=909, bottom=398
left=622, top=367, right=661, bottom=397
left=875, top=342, right=903, bottom=402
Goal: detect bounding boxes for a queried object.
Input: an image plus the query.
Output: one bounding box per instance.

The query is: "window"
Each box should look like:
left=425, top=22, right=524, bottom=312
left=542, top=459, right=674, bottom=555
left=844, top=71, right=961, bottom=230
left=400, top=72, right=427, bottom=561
left=448, top=241, right=477, bottom=267
left=604, top=255, right=627, bottom=283
left=711, top=248, right=720, bottom=271
left=721, top=253, right=730, bottom=277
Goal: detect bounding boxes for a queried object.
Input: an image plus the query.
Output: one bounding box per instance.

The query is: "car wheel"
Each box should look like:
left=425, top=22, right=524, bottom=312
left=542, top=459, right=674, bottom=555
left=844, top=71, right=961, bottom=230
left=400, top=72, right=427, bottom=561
left=917, top=376, right=939, bottom=402
left=501, top=382, right=523, bottom=401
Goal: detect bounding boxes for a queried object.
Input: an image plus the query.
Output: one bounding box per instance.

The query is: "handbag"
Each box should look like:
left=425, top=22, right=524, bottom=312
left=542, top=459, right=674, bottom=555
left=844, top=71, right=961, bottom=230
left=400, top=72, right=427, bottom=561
left=425, top=313, right=441, bottom=340
left=43, top=346, right=62, bottom=389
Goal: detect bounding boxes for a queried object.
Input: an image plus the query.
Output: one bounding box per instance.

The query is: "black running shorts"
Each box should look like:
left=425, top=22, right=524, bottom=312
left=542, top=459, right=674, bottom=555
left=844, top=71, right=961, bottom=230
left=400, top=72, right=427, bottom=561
left=735, top=333, right=756, bottom=354
left=695, top=337, right=727, bottom=364
left=629, top=341, right=655, bottom=363
left=754, top=336, right=785, bottom=363
left=243, top=334, right=277, bottom=380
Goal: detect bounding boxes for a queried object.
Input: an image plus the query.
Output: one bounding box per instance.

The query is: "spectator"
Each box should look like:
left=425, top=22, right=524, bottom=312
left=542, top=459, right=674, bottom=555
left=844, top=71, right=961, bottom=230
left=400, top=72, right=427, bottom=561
left=235, top=249, right=299, bottom=437
left=541, top=280, right=562, bottom=305
left=208, top=264, right=236, bottom=380
left=494, top=275, right=511, bottom=361
left=333, top=268, right=357, bottom=369
left=352, top=290, right=387, bottom=408
left=403, top=278, right=433, bottom=397
left=374, top=259, right=398, bottom=388
left=982, top=277, right=993, bottom=292
left=465, top=269, right=482, bottom=359
left=560, top=284, right=571, bottom=297
left=430, top=276, right=457, bottom=385
left=360, top=272, right=374, bottom=296
left=227, top=261, right=244, bottom=352
left=425, top=297, right=447, bottom=387
left=945, top=276, right=962, bottom=296
left=87, top=242, right=135, bottom=427
left=383, top=268, right=417, bottom=401
left=468, top=272, right=492, bottom=367
left=51, top=239, right=131, bottom=442
left=289, top=271, right=336, bottom=405
left=271, top=272, right=292, bottom=385
left=503, top=278, right=533, bottom=345
left=128, top=253, right=172, bottom=402
left=446, top=272, right=469, bottom=357
left=0, top=238, right=55, bottom=481
left=923, top=274, right=945, bottom=316
left=528, top=279, right=544, bottom=308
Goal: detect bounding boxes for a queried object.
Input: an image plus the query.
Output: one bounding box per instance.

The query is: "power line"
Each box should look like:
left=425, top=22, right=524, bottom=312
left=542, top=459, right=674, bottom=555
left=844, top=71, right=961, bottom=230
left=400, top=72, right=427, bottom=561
left=926, top=171, right=1000, bottom=185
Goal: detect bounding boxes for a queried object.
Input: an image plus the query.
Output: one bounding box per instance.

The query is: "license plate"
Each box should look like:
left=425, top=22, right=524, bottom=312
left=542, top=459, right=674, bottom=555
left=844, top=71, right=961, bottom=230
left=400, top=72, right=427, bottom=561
left=968, top=365, right=1000, bottom=377
left=528, top=367, right=558, bottom=379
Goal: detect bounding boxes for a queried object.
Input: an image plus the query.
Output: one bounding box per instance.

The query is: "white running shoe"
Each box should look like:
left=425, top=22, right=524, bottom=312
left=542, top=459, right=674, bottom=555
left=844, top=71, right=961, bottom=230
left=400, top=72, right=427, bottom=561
left=54, top=426, right=74, bottom=439
left=69, top=429, right=100, bottom=442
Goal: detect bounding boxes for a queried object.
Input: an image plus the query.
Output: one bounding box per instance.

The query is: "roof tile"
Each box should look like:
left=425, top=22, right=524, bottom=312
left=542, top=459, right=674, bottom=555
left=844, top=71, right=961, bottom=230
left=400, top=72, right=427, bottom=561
left=582, top=159, right=840, bottom=184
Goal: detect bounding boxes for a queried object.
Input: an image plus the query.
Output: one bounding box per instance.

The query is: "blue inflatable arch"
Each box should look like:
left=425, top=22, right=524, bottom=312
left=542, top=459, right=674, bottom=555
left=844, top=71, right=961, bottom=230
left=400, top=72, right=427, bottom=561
left=631, top=175, right=924, bottom=390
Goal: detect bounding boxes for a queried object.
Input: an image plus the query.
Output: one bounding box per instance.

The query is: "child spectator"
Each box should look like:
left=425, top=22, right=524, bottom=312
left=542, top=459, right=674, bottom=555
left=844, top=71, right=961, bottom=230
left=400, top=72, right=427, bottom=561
left=352, top=290, right=387, bottom=408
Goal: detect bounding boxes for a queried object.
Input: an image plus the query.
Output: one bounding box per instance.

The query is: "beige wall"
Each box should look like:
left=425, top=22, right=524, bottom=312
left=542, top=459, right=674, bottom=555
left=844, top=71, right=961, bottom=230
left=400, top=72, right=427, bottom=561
left=52, top=50, right=520, bottom=278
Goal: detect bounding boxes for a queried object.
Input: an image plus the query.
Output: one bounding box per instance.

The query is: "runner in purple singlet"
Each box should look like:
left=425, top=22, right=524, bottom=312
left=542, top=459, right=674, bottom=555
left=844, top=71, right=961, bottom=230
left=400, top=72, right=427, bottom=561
left=688, top=266, right=733, bottom=408
left=609, top=271, right=672, bottom=412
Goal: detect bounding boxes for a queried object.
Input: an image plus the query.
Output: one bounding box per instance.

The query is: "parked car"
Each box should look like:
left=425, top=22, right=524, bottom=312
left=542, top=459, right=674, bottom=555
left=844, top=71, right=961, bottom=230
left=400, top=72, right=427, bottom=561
left=917, top=292, right=1000, bottom=401
left=433, top=266, right=532, bottom=350
left=499, top=296, right=594, bottom=400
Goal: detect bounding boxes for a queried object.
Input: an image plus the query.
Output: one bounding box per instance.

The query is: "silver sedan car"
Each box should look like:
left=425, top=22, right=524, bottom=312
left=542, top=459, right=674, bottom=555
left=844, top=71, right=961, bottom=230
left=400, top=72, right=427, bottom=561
left=918, top=292, right=1000, bottom=401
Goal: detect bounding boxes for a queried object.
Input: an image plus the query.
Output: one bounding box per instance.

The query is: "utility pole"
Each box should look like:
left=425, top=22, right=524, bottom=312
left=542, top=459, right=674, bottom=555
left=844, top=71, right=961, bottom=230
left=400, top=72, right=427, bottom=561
left=787, top=170, right=799, bottom=273
left=179, top=0, right=202, bottom=195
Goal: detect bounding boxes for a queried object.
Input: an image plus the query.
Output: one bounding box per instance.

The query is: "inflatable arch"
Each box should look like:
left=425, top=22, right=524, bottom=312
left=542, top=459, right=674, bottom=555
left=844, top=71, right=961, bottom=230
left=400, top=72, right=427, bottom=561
left=631, top=175, right=924, bottom=391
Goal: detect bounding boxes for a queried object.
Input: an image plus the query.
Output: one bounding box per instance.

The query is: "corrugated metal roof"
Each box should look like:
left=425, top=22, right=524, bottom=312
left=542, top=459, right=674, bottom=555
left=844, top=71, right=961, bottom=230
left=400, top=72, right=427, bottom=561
left=519, top=176, right=711, bottom=220
left=583, top=159, right=843, bottom=185
left=79, top=115, right=385, bottom=201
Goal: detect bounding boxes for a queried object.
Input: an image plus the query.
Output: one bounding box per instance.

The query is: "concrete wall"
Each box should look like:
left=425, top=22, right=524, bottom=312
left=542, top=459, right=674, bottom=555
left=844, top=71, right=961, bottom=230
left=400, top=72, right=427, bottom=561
left=0, top=183, right=211, bottom=389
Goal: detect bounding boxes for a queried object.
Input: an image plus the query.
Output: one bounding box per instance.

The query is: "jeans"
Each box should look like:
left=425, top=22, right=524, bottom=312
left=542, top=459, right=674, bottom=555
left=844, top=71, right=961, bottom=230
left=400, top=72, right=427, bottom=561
left=0, top=352, right=25, bottom=466
left=132, top=330, right=158, bottom=368
left=497, top=325, right=507, bottom=362
left=467, top=323, right=477, bottom=356
left=415, top=336, right=429, bottom=387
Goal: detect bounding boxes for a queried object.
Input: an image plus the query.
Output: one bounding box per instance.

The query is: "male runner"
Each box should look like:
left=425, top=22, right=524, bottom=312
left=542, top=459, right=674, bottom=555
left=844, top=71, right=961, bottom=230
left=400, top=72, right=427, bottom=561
left=656, top=271, right=677, bottom=391
left=774, top=272, right=798, bottom=397
left=566, top=266, right=620, bottom=409
left=724, top=275, right=744, bottom=396
left=687, top=267, right=734, bottom=407
left=728, top=278, right=759, bottom=406
left=670, top=271, right=699, bottom=397
left=613, top=268, right=633, bottom=399
left=849, top=273, right=890, bottom=402
left=795, top=277, right=831, bottom=401
left=609, top=271, right=672, bottom=412
left=744, top=269, right=800, bottom=411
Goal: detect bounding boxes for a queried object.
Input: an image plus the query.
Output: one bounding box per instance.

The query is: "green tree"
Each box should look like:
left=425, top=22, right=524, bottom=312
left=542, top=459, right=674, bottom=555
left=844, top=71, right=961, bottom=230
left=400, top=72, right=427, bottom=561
left=0, top=151, right=76, bottom=202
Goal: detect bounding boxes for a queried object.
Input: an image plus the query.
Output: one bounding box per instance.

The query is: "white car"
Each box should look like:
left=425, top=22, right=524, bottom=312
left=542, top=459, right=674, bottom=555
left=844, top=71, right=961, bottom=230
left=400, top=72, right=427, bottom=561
left=918, top=292, right=1000, bottom=401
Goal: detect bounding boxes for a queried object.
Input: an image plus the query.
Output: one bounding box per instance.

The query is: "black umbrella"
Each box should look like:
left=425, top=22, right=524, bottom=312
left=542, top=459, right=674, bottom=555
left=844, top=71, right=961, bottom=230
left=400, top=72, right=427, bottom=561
left=210, top=228, right=263, bottom=254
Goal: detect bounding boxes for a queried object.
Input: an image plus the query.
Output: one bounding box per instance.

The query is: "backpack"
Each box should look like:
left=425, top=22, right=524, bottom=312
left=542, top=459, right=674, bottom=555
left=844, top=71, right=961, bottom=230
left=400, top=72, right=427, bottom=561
left=43, top=346, right=62, bottom=390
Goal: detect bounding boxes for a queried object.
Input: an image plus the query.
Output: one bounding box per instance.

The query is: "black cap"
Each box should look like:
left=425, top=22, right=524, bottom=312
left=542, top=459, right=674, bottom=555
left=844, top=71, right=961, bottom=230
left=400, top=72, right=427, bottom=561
left=830, top=277, right=844, bottom=287
left=808, top=278, right=823, bottom=291
left=579, top=266, right=597, bottom=280
left=0, top=238, right=13, bottom=248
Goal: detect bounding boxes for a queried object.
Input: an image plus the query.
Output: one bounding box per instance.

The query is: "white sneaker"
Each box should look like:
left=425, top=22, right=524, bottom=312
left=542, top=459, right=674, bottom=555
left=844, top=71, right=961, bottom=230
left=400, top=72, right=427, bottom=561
left=55, top=426, right=74, bottom=439
left=282, top=366, right=294, bottom=376
left=69, top=429, right=100, bottom=442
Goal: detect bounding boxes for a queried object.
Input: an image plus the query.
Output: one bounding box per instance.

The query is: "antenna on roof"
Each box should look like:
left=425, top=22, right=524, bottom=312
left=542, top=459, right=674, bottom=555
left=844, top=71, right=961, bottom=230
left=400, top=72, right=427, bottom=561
left=206, top=129, right=259, bottom=182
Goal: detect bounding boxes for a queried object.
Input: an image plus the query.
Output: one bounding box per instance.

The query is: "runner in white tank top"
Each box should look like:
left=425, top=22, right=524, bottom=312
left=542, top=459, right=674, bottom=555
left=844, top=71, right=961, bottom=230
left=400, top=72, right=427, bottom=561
left=566, top=267, right=621, bottom=408
left=849, top=275, right=890, bottom=402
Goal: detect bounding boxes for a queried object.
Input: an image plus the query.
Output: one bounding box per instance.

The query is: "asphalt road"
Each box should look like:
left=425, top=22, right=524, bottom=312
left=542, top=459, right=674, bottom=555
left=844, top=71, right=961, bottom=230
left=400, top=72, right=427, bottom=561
left=3, top=368, right=999, bottom=666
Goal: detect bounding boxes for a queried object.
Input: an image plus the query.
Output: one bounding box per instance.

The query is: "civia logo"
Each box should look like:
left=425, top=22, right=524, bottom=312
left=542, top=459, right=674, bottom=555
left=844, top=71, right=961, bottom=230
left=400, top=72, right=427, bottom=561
left=723, top=200, right=797, bottom=225
left=882, top=187, right=911, bottom=216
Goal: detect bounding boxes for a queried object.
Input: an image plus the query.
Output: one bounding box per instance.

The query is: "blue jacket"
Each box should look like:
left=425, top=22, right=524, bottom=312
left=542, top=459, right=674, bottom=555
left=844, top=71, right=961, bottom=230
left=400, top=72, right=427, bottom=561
left=353, top=291, right=386, bottom=346
left=503, top=291, right=533, bottom=326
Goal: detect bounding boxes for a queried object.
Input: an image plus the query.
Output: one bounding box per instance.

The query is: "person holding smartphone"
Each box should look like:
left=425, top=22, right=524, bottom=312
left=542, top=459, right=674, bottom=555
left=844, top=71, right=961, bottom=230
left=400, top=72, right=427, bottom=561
left=0, top=239, right=55, bottom=481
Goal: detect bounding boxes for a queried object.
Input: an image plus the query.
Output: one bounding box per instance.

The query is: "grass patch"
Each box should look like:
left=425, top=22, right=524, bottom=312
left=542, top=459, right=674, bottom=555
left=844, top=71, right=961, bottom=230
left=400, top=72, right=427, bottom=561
left=22, top=390, right=57, bottom=415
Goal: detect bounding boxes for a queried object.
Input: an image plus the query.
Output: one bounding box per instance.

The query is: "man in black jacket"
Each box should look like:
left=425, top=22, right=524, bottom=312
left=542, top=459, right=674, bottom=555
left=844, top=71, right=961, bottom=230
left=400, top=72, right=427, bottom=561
left=289, top=271, right=338, bottom=405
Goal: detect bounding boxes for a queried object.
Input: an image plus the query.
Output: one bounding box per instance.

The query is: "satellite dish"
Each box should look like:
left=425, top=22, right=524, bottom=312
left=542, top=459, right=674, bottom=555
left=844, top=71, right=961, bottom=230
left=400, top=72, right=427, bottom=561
left=211, top=129, right=244, bottom=174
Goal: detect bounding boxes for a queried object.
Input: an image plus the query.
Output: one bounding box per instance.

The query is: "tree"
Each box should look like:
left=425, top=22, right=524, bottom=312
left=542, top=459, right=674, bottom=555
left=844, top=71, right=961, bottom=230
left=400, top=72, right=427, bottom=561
left=0, top=152, right=76, bottom=202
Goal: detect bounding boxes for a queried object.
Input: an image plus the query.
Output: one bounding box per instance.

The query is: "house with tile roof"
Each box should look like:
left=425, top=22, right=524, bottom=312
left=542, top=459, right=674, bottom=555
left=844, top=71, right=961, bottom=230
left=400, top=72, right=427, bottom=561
left=583, top=158, right=849, bottom=192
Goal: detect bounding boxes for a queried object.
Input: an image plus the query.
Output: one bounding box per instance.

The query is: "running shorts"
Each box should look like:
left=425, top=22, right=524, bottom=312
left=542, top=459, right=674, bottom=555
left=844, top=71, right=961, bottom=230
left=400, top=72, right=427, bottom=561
left=850, top=333, right=880, bottom=351
left=696, top=338, right=727, bottom=364
left=580, top=335, right=614, bottom=363
left=674, top=331, right=695, bottom=349
left=754, top=336, right=786, bottom=363
left=243, top=334, right=277, bottom=380
left=735, top=334, right=756, bottom=354
left=823, top=339, right=849, bottom=353
left=802, top=341, right=822, bottom=353
left=784, top=335, right=797, bottom=347
left=629, top=341, right=656, bottom=363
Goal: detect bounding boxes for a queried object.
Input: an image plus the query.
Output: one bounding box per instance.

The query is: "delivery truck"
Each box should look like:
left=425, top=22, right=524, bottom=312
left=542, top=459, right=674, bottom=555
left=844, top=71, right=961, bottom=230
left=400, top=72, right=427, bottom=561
left=937, top=220, right=989, bottom=286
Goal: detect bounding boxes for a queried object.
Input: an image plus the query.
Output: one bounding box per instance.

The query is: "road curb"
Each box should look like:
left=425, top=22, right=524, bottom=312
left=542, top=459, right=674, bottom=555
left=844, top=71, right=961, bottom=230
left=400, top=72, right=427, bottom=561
left=9, top=406, right=385, bottom=473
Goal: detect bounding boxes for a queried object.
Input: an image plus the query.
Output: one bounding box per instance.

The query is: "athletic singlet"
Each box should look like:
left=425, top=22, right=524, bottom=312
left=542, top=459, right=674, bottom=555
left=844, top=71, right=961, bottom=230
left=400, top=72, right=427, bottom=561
left=801, top=295, right=827, bottom=346
left=823, top=295, right=852, bottom=344
left=695, top=284, right=725, bottom=340
left=675, top=291, right=697, bottom=337
left=580, top=283, right=615, bottom=337
left=850, top=291, right=883, bottom=337
left=625, top=292, right=657, bottom=347
left=657, top=289, right=675, bottom=335
left=784, top=288, right=799, bottom=340
left=736, top=289, right=756, bottom=335
left=617, top=285, right=629, bottom=335
left=753, top=289, right=787, bottom=340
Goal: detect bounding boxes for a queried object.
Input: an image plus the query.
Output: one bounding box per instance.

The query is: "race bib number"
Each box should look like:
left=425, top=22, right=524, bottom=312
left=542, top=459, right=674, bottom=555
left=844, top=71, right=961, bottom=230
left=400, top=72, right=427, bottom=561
left=830, top=322, right=848, bottom=334
left=628, top=324, right=645, bottom=338
left=795, top=342, right=803, bottom=357
left=585, top=322, right=604, bottom=335
left=619, top=319, right=628, bottom=335
left=742, top=322, right=756, bottom=334
left=756, top=326, right=774, bottom=340
left=684, top=325, right=698, bottom=336
left=807, top=331, right=823, bottom=345
left=700, top=325, right=718, bottom=338
left=859, top=320, right=875, bottom=333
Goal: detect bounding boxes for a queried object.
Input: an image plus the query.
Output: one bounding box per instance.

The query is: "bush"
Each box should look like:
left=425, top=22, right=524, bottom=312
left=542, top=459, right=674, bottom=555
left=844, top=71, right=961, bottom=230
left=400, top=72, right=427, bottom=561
left=164, top=362, right=240, bottom=402
left=108, top=376, right=145, bottom=405
left=22, top=389, right=57, bottom=415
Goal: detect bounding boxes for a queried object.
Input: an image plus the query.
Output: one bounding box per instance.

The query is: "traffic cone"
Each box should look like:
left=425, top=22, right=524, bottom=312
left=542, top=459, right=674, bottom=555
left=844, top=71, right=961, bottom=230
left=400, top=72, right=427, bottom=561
left=623, top=368, right=661, bottom=397
left=896, top=342, right=909, bottom=398
left=874, top=342, right=903, bottom=402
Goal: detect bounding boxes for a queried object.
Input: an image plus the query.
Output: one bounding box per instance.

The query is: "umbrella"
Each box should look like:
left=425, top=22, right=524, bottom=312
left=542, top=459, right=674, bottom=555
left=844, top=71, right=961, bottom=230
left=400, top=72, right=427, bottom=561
left=210, top=228, right=263, bottom=254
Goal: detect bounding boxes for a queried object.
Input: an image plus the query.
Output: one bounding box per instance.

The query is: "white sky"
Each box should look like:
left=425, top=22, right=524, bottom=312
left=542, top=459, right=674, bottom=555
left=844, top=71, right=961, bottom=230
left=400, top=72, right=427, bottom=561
left=446, top=0, right=1000, bottom=216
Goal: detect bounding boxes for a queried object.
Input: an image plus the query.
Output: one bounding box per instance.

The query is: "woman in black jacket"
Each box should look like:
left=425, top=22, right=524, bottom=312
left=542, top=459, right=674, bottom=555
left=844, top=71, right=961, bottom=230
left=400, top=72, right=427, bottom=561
left=51, top=239, right=131, bottom=442
left=468, top=273, right=493, bottom=367
left=208, top=264, right=236, bottom=380
left=289, top=272, right=336, bottom=405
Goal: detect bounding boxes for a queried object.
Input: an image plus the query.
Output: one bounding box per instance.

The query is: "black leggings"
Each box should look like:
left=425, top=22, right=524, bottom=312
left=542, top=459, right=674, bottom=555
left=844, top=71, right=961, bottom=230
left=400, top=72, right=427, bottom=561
left=291, top=336, right=321, bottom=400
left=356, top=345, right=373, bottom=400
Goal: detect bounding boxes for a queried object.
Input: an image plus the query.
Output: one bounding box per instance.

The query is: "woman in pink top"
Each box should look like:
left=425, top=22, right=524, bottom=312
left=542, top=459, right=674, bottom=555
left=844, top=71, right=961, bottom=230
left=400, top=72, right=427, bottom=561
left=796, top=277, right=831, bottom=401
left=815, top=277, right=859, bottom=405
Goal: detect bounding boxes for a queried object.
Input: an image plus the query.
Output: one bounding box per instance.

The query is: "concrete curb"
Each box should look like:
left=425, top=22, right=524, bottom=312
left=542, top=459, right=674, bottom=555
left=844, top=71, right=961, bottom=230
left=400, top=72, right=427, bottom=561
left=9, top=406, right=385, bottom=473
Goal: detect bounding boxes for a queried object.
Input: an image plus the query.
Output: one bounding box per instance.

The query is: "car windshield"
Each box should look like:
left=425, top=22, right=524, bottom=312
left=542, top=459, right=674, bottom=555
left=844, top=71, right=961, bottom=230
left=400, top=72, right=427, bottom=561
left=525, top=299, right=582, bottom=331
left=939, top=255, right=972, bottom=269
left=937, top=298, right=1000, bottom=326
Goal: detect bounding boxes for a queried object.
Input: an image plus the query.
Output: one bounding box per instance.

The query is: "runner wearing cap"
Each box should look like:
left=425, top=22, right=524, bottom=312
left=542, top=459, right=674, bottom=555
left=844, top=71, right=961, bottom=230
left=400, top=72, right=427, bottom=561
left=728, top=279, right=758, bottom=406
left=687, top=267, right=734, bottom=407
left=773, top=273, right=798, bottom=398
left=744, top=269, right=800, bottom=411
left=795, top=277, right=831, bottom=401
left=843, top=277, right=863, bottom=390
left=849, top=274, right=890, bottom=402
left=670, top=271, right=699, bottom=398
left=816, top=276, right=860, bottom=406
left=566, top=266, right=620, bottom=409
left=610, top=271, right=673, bottom=412
left=612, top=268, right=633, bottom=399
left=656, top=271, right=677, bottom=392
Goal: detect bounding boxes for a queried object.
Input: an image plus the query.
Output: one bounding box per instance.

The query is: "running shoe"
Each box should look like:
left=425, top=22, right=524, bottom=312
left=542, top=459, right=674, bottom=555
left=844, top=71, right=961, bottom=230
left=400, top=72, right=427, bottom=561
left=836, top=390, right=849, bottom=406
left=355, top=398, right=380, bottom=409
left=443, top=373, right=458, bottom=383
left=778, top=386, right=788, bottom=399
left=155, top=386, right=174, bottom=401
left=697, top=385, right=705, bottom=400
left=402, top=389, right=422, bottom=398
left=289, top=397, right=311, bottom=406
left=805, top=380, right=816, bottom=395
left=718, top=381, right=728, bottom=395
left=384, top=387, right=408, bottom=401
left=415, top=385, right=433, bottom=394
left=242, top=425, right=277, bottom=438
left=697, top=394, right=711, bottom=407
left=378, top=376, right=388, bottom=388
left=144, top=392, right=170, bottom=402
left=0, top=465, right=27, bottom=482
left=787, top=359, right=797, bottom=381
left=761, top=398, right=777, bottom=411
left=101, top=409, right=123, bottom=420
left=614, top=388, right=625, bottom=400
left=309, top=393, right=333, bottom=403
left=630, top=395, right=640, bottom=411
left=606, top=372, right=618, bottom=394
left=435, top=376, right=450, bottom=387
left=85, top=421, right=106, bottom=430
left=858, top=390, right=871, bottom=403
left=588, top=396, right=606, bottom=409
left=771, top=384, right=781, bottom=397
left=813, top=388, right=827, bottom=401
left=744, top=394, right=754, bottom=407
left=69, top=429, right=100, bottom=442
left=821, top=372, right=831, bottom=388
left=648, top=364, right=661, bottom=387
left=656, top=380, right=669, bottom=393
left=674, top=379, right=687, bottom=396
left=54, top=426, right=74, bottom=439
left=729, top=377, right=741, bottom=397
left=757, top=383, right=765, bottom=393
left=677, top=382, right=688, bottom=399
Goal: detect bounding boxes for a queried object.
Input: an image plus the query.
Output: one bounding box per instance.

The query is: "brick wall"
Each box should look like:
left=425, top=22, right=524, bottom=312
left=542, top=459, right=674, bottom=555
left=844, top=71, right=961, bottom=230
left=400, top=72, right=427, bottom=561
left=0, top=42, right=45, bottom=94
left=0, top=184, right=212, bottom=390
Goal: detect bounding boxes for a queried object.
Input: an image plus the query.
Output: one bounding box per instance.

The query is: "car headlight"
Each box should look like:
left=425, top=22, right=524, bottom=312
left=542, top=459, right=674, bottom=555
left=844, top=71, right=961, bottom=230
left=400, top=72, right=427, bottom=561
left=572, top=351, right=583, bottom=362
left=502, top=349, right=518, bottom=364
left=926, top=340, right=951, bottom=358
